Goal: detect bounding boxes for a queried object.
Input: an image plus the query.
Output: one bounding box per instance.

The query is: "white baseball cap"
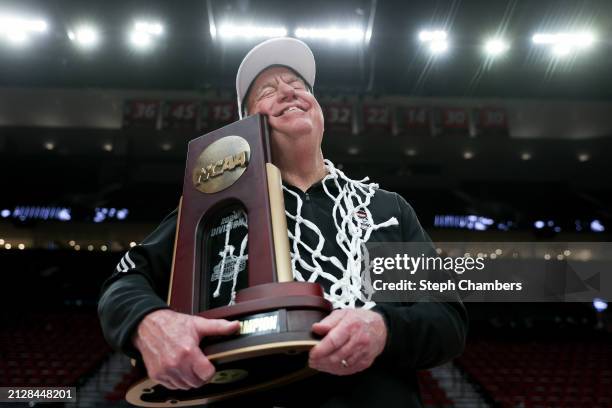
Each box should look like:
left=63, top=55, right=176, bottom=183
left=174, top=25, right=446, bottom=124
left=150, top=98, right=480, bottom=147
left=236, top=37, right=316, bottom=118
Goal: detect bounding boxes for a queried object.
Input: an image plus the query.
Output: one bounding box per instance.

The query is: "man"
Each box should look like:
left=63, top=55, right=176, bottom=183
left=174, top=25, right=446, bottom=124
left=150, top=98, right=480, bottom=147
left=98, top=38, right=467, bottom=407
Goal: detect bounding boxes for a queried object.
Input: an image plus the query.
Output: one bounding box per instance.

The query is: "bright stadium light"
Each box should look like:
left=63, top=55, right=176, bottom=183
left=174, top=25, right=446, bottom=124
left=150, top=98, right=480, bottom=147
left=130, top=30, right=152, bottom=48
left=294, top=26, right=365, bottom=43
left=418, top=30, right=447, bottom=42
left=429, top=40, right=448, bottom=54
left=68, top=25, right=100, bottom=49
left=135, top=21, right=163, bottom=35
left=365, top=27, right=372, bottom=44
left=532, top=31, right=595, bottom=56
left=418, top=30, right=449, bottom=54
left=552, top=44, right=571, bottom=57
left=209, top=21, right=217, bottom=39
left=593, top=298, right=608, bottom=312
left=0, top=14, right=48, bottom=45
left=217, top=23, right=287, bottom=40
left=129, top=20, right=164, bottom=50
left=484, top=38, right=509, bottom=56
left=590, top=219, right=605, bottom=232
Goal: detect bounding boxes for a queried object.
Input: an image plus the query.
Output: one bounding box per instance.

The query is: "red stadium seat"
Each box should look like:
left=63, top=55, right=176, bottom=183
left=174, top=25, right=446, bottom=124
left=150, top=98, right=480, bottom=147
left=457, top=337, right=611, bottom=408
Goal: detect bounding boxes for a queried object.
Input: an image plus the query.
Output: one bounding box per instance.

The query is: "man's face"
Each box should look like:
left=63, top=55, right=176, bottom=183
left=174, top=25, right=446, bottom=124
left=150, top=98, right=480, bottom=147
left=245, top=66, right=324, bottom=144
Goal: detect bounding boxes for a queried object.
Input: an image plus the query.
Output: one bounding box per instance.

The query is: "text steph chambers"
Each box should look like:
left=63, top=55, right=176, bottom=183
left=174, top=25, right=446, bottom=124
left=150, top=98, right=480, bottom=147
left=373, top=279, right=523, bottom=292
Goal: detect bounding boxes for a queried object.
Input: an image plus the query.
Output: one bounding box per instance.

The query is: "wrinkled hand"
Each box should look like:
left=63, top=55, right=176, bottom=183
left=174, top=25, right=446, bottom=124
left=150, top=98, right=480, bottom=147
left=308, top=309, right=387, bottom=376
left=133, top=309, right=239, bottom=390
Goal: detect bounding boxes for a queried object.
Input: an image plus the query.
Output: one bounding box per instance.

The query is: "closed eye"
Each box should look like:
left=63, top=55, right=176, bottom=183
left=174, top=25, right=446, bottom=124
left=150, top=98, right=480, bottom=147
left=257, top=88, right=275, bottom=100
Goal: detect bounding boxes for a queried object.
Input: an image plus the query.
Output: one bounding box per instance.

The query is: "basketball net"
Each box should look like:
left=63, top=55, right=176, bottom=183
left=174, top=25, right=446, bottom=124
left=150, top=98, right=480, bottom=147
left=213, top=160, right=398, bottom=309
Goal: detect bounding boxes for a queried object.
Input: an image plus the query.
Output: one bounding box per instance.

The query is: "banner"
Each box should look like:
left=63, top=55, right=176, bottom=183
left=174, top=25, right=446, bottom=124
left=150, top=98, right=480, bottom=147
left=399, top=106, right=431, bottom=136
left=161, top=101, right=199, bottom=130
left=122, top=100, right=160, bottom=129
left=363, top=104, right=392, bottom=134
left=322, top=103, right=353, bottom=134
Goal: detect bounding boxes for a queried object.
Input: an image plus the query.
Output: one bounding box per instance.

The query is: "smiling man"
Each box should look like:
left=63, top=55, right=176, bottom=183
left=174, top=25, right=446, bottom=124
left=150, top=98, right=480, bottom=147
left=98, top=38, right=467, bottom=407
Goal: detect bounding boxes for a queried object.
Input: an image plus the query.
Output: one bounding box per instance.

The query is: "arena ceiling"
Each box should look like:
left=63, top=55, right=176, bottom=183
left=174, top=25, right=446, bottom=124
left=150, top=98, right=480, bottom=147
left=0, top=0, right=611, bottom=99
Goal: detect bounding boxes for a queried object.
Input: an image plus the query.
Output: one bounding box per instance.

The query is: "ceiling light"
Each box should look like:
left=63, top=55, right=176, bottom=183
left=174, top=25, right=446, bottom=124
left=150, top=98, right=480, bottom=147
left=419, top=30, right=447, bottom=42
left=532, top=32, right=594, bottom=47
left=429, top=40, right=448, bottom=54
left=129, top=20, right=163, bottom=50
left=532, top=31, right=596, bottom=56
left=552, top=44, right=571, bottom=57
left=295, top=26, right=365, bottom=42
left=484, top=38, right=509, bottom=56
left=418, top=30, right=449, bottom=55
left=218, top=23, right=287, bottom=40
left=0, top=15, right=48, bottom=45
left=135, top=21, right=163, bottom=35
left=578, top=153, right=590, bottom=162
left=68, top=25, right=100, bottom=49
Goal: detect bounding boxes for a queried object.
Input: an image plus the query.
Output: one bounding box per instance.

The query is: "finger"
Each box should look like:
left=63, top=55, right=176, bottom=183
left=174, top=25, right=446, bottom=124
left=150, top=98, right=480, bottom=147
left=179, top=367, right=205, bottom=389
left=308, top=360, right=351, bottom=377
left=324, top=335, right=361, bottom=365
left=192, top=354, right=216, bottom=383
left=312, top=310, right=346, bottom=335
left=158, top=375, right=184, bottom=390
left=194, top=318, right=240, bottom=337
left=346, top=350, right=369, bottom=367
left=309, top=321, right=352, bottom=360
left=155, top=375, right=177, bottom=390
left=167, top=368, right=193, bottom=390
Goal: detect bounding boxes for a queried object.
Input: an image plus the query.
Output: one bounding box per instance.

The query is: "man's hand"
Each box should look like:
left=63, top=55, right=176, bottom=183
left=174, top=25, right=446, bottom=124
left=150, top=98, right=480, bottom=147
left=308, top=309, right=387, bottom=376
left=132, top=309, right=240, bottom=390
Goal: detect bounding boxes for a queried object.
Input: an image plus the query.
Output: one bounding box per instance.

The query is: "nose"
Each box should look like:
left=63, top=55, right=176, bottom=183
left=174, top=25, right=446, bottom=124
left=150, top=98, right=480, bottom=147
left=276, top=81, right=296, bottom=102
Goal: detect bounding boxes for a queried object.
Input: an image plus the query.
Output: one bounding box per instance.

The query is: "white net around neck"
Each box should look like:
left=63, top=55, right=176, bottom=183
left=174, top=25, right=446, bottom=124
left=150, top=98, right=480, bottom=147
left=214, top=160, right=398, bottom=308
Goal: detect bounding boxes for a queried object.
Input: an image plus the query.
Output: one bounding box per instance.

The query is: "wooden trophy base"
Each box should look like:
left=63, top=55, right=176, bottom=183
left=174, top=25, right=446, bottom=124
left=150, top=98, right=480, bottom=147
left=126, top=282, right=331, bottom=407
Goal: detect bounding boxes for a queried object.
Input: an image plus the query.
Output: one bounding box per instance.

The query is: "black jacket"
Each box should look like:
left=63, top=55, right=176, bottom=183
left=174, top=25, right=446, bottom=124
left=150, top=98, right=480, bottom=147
left=98, top=178, right=468, bottom=407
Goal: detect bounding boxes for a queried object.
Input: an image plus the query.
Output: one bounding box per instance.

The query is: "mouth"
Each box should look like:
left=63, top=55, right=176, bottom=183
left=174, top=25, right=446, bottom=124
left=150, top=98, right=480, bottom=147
left=274, top=106, right=306, bottom=117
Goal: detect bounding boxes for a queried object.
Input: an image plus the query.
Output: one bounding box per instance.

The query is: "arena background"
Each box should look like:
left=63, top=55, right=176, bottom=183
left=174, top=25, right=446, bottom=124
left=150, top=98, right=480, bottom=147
left=0, top=0, right=610, bottom=407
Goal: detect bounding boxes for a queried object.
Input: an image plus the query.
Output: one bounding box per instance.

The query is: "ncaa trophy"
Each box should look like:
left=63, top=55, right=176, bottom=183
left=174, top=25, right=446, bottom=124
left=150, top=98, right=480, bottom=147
left=126, top=114, right=331, bottom=407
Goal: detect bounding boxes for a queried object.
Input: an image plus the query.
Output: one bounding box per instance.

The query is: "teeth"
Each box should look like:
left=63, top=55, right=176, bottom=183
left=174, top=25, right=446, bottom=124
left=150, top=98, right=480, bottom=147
left=283, top=107, right=301, bottom=114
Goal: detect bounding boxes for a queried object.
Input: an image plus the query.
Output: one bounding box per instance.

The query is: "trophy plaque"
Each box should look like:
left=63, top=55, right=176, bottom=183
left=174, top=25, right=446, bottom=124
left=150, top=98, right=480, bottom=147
left=126, top=114, right=331, bottom=407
